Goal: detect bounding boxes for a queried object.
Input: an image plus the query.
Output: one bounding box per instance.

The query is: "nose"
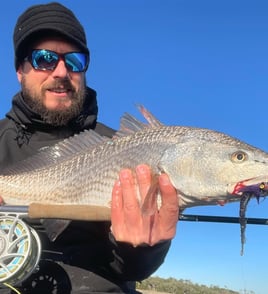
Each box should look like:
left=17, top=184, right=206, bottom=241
left=51, top=59, right=69, bottom=78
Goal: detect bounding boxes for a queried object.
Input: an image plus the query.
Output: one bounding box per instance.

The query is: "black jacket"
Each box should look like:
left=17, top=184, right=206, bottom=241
left=0, top=89, right=171, bottom=294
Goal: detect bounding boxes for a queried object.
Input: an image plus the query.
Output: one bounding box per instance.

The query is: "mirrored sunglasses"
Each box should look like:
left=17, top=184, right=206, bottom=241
left=24, top=49, right=89, bottom=72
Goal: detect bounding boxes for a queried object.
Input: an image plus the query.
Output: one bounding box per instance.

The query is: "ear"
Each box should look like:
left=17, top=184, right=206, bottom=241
left=16, top=66, right=23, bottom=83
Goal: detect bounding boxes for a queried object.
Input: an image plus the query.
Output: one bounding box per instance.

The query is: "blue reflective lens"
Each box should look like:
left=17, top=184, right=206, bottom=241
left=28, top=49, right=89, bottom=72
left=64, top=52, right=88, bottom=72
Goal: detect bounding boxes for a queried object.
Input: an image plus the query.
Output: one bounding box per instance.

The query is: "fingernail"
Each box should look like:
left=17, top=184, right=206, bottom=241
left=159, top=173, right=170, bottom=185
left=136, top=164, right=149, bottom=174
left=120, top=169, right=132, bottom=182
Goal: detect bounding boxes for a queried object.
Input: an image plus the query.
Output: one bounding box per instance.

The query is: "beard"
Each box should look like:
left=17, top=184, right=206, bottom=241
left=21, top=77, right=86, bottom=126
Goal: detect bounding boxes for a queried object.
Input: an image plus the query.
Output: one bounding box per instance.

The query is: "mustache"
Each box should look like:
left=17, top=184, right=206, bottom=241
left=44, top=79, right=75, bottom=91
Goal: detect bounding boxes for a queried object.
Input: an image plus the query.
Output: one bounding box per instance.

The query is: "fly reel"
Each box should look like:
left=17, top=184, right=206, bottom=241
left=0, top=213, right=41, bottom=285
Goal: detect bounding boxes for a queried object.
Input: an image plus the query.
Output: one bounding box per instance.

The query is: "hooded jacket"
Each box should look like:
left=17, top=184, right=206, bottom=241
left=0, top=88, right=171, bottom=294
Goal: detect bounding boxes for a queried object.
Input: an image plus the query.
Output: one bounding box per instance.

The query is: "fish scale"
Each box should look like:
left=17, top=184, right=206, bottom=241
left=0, top=109, right=268, bottom=209
left=1, top=106, right=268, bottom=252
left=0, top=125, right=176, bottom=205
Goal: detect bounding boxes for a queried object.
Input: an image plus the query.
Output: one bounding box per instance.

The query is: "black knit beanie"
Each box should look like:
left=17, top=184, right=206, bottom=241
left=13, top=2, right=89, bottom=69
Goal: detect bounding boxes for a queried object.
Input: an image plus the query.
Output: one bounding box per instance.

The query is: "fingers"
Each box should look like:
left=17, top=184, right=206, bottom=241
left=158, top=173, right=179, bottom=239
left=119, top=169, right=140, bottom=214
left=135, top=164, right=151, bottom=202
left=111, top=180, right=124, bottom=222
left=111, top=165, right=179, bottom=246
left=159, top=173, right=178, bottom=208
left=136, top=165, right=158, bottom=216
left=111, top=169, right=141, bottom=243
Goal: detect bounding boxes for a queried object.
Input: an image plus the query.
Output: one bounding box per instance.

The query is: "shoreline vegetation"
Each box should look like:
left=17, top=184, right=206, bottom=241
left=137, top=276, right=255, bottom=294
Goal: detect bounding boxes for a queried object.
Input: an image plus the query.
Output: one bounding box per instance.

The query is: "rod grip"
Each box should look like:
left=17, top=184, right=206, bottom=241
left=28, top=203, right=111, bottom=221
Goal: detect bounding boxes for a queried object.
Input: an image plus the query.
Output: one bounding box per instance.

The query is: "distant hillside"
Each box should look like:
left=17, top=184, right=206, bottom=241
left=137, top=276, right=255, bottom=294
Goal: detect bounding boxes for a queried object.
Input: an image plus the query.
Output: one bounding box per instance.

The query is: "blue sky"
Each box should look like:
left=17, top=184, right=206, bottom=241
left=1, top=1, right=268, bottom=293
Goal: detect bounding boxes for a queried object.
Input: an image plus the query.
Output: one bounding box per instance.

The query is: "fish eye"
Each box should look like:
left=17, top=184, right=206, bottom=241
left=231, top=151, right=248, bottom=163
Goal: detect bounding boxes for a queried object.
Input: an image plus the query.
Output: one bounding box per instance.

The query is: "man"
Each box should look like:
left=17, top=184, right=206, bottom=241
left=0, top=2, right=179, bottom=293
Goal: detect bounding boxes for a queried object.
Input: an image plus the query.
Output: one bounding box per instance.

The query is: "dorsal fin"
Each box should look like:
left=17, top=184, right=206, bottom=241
left=115, top=105, right=163, bottom=137
left=137, top=105, right=163, bottom=127
left=2, top=129, right=110, bottom=175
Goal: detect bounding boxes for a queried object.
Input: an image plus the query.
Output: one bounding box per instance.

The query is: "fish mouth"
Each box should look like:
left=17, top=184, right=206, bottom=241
left=228, top=175, right=268, bottom=201
left=228, top=175, right=268, bottom=255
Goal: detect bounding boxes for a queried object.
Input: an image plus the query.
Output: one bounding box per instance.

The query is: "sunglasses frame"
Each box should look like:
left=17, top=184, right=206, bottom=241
left=24, top=49, right=89, bottom=72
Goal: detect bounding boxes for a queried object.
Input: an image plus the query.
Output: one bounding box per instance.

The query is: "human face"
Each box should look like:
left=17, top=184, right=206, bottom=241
left=17, top=37, right=87, bottom=126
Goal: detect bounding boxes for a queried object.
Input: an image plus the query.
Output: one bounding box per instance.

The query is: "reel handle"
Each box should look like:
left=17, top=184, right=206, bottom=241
left=28, top=203, right=111, bottom=221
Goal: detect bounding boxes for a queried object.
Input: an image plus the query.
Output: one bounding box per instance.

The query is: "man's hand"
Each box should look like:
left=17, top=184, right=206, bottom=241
left=111, top=164, right=179, bottom=247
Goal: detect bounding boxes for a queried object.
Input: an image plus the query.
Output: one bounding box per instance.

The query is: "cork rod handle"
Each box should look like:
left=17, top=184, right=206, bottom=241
left=28, top=203, right=111, bottom=221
